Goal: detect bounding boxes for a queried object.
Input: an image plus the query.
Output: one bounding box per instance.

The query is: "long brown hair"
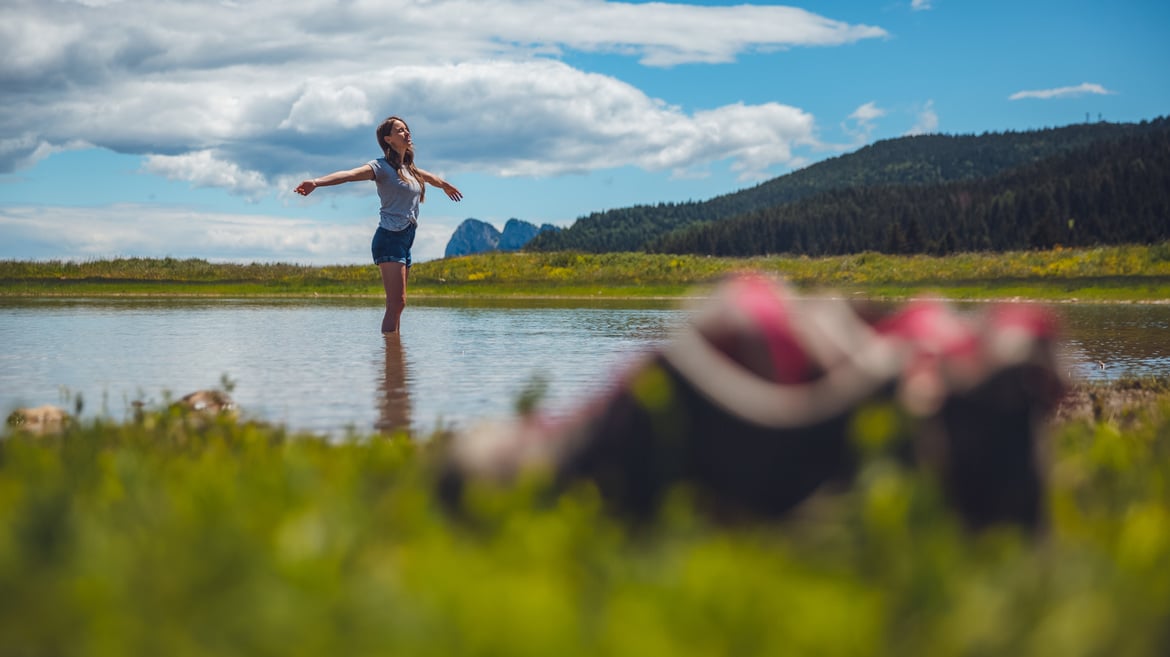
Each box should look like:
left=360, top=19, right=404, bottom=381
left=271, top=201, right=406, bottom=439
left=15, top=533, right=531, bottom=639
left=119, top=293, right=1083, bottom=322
left=375, top=116, right=426, bottom=202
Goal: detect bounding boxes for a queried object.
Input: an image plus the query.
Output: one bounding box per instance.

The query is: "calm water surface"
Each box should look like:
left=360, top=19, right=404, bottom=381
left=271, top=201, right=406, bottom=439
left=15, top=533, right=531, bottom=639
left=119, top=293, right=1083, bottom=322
left=1, top=298, right=1166, bottom=438
left=0, top=298, right=680, bottom=437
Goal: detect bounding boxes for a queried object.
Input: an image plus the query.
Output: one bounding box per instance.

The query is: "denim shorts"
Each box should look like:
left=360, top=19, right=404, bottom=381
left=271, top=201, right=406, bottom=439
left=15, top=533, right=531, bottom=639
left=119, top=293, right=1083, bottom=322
left=371, top=224, right=416, bottom=267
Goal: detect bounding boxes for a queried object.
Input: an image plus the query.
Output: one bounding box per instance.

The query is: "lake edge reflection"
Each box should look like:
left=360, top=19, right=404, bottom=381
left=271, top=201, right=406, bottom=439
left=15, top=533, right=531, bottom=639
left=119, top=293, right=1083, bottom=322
left=1, top=297, right=1166, bottom=438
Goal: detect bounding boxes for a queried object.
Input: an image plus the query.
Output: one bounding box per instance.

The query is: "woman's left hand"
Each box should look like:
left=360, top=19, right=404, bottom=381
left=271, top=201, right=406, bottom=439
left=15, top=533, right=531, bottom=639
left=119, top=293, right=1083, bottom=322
left=442, top=182, right=463, bottom=202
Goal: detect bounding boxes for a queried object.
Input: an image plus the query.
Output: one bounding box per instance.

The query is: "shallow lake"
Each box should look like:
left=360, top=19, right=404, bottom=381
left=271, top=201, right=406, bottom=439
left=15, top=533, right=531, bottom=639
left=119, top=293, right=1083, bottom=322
left=1, top=297, right=1167, bottom=438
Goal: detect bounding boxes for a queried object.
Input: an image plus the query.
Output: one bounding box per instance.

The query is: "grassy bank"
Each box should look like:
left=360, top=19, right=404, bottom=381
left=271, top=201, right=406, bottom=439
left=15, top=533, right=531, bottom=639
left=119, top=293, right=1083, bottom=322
left=3, top=243, right=1170, bottom=300
left=2, top=379, right=1170, bottom=655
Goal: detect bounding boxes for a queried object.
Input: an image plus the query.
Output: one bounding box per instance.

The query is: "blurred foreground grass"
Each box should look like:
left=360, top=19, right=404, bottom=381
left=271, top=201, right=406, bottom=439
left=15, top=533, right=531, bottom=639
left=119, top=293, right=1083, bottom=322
left=3, top=242, right=1170, bottom=300
left=3, top=381, right=1170, bottom=656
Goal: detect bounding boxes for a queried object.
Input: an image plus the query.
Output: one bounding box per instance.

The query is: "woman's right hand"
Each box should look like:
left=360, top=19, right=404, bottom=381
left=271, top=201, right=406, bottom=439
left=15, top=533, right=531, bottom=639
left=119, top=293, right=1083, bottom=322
left=294, top=180, right=317, bottom=196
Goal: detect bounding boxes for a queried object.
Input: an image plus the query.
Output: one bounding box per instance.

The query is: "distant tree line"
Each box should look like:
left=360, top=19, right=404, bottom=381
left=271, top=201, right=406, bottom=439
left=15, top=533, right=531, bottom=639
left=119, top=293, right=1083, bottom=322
left=648, top=127, right=1170, bottom=256
left=525, top=117, right=1170, bottom=255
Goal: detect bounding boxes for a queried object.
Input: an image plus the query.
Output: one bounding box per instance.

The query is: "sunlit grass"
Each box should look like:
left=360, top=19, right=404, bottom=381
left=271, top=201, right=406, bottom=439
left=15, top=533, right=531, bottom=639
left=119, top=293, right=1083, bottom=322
left=3, top=243, right=1170, bottom=300
left=2, top=380, right=1170, bottom=655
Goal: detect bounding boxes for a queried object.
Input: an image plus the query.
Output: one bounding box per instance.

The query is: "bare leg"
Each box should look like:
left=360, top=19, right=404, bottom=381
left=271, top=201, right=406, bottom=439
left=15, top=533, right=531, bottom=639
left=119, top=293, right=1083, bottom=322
left=378, top=261, right=409, bottom=333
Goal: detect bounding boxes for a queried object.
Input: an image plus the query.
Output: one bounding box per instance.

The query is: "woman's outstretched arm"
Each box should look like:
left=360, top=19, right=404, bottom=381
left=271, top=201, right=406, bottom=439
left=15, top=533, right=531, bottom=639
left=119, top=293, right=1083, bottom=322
left=415, top=168, right=463, bottom=201
left=294, top=164, right=375, bottom=196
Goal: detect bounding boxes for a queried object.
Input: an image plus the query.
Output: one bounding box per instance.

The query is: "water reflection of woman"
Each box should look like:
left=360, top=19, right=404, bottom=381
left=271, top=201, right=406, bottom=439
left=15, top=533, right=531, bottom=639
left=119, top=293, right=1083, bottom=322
left=294, top=116, right=462, bottom=334
left=376, top=333, right=413, bottom=436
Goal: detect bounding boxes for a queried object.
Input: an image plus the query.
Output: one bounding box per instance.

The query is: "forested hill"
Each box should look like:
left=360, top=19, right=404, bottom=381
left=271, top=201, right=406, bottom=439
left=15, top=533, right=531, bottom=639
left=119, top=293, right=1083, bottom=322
left=649, top=123, right=1170, bottom=257
left=525, top=118, right=1169, bottom=254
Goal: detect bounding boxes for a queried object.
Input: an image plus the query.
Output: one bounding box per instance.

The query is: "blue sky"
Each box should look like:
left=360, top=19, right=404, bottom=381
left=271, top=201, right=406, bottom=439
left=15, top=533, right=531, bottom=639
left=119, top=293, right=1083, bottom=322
left=1, top=0, right=1167, bottom=264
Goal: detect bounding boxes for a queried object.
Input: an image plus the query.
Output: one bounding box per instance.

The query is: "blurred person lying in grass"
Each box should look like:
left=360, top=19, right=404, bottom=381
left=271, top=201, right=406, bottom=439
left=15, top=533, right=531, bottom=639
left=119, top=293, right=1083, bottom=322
left=440, top=273, right=1065, bottom=533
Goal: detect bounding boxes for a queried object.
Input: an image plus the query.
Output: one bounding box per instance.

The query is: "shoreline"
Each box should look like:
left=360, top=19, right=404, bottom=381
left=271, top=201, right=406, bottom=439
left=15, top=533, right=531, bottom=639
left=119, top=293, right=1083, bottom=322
left=2, top=286, right=1168, bottom=304
left=4, top=245, right=1170, bottom=303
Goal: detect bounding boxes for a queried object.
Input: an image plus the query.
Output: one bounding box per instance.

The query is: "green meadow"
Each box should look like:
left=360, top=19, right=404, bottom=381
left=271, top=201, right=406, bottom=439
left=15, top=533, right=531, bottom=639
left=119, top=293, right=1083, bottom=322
left=3, top=378, right=1170, bottom=656
left=3, top=242, right=1170, bottom=301
left=5, top=244, right=1170, bottom=654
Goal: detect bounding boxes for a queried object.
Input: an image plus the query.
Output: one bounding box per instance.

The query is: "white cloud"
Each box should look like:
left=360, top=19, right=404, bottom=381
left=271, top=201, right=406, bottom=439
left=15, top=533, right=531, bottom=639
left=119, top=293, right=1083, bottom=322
left=143, top=151, right=270, bottom=200
left=0, top=204, right=385, bottom=265
left=911, top=0, right=932, bottom=11
left=849, top=102, right=886, bottom=124
left=370, top=61, right=820, bottom=180
left=515, top=1, right=889, bottom=66
left=1, top=0, right=885, bottom=74
left=0, top=200, right=477, bottom=264
left=842, top=101, right=886, bottom=143
left=689, top=103, right=818, bottom=181
left=904, top=100, right=939, bottom=136
left=0, top=0, right=886, bottom=187
left=0, top=135, right=85, bottom=174
left=280, top=85, right=374, bottom=134
left=413, top=220, right=463, bottom=264
left=1009, top=82, right=1114, bottom=101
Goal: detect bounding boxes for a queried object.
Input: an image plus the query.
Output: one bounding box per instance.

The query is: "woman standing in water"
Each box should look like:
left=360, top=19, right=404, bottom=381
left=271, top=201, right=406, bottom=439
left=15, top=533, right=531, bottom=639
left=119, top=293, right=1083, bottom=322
left=295, top=116, right=463, bottom=333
